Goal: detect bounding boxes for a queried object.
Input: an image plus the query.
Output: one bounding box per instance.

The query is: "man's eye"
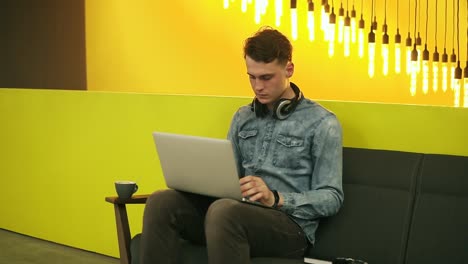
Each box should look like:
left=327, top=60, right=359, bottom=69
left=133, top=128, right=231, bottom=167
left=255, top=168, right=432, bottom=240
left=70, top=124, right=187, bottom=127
left=260, top=76, right=272, bottom=80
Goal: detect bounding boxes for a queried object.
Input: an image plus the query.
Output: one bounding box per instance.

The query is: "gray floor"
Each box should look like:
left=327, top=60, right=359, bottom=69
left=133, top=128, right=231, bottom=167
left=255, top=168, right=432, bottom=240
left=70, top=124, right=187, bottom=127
left=0, top=229, right=119, bottom=264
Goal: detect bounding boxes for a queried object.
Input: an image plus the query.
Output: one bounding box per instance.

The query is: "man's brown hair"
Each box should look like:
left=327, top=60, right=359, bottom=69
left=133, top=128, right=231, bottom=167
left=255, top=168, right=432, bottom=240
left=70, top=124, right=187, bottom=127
left=243, top=27, right=293, bottom=66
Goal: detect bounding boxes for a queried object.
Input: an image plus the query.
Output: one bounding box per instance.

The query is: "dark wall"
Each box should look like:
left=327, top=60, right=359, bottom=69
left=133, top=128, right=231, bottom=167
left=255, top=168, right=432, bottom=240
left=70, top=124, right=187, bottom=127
left=0, top=0, right=86, bottom=90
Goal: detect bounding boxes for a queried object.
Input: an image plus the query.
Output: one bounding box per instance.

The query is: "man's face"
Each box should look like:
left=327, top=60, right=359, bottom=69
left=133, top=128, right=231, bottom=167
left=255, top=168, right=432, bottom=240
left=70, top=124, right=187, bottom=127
left=245, top=56, right=294, bottom=109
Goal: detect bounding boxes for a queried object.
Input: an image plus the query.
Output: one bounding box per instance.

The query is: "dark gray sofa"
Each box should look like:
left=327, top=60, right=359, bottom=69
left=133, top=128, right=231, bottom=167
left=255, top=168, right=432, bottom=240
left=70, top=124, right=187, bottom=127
left=106, top=147, right=468, bottom=264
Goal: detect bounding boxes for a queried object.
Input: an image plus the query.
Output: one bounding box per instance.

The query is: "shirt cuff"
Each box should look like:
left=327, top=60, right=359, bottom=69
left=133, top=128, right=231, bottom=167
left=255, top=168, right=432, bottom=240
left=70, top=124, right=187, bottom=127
left=279, top=192, right=295, bottom=214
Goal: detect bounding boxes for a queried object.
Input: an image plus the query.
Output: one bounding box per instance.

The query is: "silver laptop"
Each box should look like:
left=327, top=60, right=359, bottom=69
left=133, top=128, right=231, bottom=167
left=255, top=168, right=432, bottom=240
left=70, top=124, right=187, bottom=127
left=152, top=131, right=245, bottom=201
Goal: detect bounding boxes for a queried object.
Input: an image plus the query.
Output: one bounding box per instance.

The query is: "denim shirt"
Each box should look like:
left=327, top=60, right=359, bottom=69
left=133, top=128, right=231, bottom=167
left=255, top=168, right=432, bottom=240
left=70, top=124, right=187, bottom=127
left=227, top=95, right=344, bottom=245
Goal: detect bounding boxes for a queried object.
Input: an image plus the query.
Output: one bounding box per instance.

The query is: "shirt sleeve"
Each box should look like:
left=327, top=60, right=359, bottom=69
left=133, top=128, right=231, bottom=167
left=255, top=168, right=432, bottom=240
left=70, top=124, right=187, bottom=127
left=227, top=110, right=245, bottom=177
left=279, top=115, right=344, bottom=220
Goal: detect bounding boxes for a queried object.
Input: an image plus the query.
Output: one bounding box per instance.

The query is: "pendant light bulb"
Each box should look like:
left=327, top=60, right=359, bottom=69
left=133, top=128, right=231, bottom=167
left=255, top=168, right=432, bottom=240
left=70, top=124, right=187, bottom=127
left=307, top=1, right=315, bottom=41
left=372, top=16, right=378, bottom=33
left=368, top=29, right=376, bottom=78
left=358, top=15, right=365, bottom=58
left=254, top=0, right=261, bottom=24
left=416, top=33, right=422, bottom=73
left=395, top=29, right=402, bottom=74
left=422, top=45, right=430, bottom=94
left=322, top=1, right=330, bottom=33
left=338, top=3, right=345, bottom=43
left=351, top=6, right=357, bottom=43
left=241, top=0, right=248, bottom=12
left=410, top=45, right=419, bottom=96
left=275, top=0, right=283, bottom=25
left=432, top=47, right=440, bottom=92
left=450, top=50, right=457, bottom=90
left=261, top=0, right=268, bottom=15
left=382, top=29, right=389, bottom=76
left=344, top=12, right=351, bottom=57
left=290, top=0, right=298, bottom=40
left=323, top=3, right=331, bottom=40
left=454, top=61, right=462, bottom=107
left=406, top=33, right=412, bottom=75
left=328, top=8, right=337, bottom=57
left=442, top=49, right=449, bottom=92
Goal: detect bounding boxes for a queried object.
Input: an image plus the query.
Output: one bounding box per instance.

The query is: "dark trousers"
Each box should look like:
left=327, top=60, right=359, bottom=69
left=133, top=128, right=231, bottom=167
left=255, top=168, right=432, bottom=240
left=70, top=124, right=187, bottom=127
left=140, top=189, right=308, bottom=264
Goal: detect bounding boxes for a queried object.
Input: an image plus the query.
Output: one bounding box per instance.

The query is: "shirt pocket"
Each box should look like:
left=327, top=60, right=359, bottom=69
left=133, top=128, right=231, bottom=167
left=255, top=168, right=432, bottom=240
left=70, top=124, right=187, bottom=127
left=238, top=130, right=258, bottom=163
left=273, top=134, right=305, bottom=168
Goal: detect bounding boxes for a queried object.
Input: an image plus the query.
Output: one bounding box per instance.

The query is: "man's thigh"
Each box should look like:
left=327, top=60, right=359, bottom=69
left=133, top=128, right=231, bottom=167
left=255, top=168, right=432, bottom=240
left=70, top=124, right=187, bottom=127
left=207, top=199, right=308, bottom=258
left=240, top=204, right=307, bottom=258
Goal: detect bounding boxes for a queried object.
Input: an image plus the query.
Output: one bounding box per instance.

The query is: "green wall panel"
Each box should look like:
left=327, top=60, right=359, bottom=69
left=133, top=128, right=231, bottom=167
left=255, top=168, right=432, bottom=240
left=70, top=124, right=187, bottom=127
left=1, top=89, right=467, bottom=257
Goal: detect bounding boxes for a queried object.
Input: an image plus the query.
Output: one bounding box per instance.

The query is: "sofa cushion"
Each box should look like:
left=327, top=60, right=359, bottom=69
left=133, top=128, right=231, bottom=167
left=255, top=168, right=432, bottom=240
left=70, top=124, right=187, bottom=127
left=405, top=154, right=468, bottom=264
left=130, top=147, right=425, bottom=264
left=309, top=148, right=423, bottom=264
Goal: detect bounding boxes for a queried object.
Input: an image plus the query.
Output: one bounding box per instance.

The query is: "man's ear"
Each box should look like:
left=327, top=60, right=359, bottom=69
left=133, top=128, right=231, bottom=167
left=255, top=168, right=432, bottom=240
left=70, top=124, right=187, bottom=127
left=286, top=62, right=294, bottom=78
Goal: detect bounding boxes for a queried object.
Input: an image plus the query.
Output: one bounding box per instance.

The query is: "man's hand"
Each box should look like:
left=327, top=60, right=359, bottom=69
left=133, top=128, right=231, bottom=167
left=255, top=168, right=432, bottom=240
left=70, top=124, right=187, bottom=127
left=239, top=175, right=275, bottom=206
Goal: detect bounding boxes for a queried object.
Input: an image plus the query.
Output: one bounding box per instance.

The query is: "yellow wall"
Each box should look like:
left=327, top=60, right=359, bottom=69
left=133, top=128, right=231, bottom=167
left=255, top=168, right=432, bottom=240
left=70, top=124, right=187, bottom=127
left=1, top=88, right=467, bottom=257
left=85, top=0, right=468, bottom=107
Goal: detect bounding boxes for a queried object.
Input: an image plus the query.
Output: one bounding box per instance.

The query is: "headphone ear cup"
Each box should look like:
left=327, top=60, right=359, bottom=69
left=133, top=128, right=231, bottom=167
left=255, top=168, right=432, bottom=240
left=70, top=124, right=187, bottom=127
left=273, top=99, right=293, bottom=120
left=252, top=85, right=301, bottom=119
left=251, top=99, right=268, bottom=118
left=272, top=83, right=303, bottom=120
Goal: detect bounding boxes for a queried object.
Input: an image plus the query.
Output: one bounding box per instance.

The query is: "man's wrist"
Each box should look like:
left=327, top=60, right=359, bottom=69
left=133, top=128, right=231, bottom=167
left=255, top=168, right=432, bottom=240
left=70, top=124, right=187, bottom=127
left=271, top=190, right=280, bottom=208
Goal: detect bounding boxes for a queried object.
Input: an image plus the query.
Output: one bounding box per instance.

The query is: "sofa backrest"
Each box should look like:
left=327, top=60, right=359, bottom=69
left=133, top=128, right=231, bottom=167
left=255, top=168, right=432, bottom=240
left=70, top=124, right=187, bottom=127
left=310, top=147, right=423, bottom=264
left=405, top=154, right=468, bottom=264
left=130, top=148, right=466, bottom=264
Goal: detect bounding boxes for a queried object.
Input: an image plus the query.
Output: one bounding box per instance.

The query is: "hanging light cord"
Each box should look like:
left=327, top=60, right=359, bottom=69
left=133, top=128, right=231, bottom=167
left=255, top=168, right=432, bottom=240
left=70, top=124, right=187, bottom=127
left=456, top=0, right=459, bottom=59
left=361, top=0, right=363, bottom=16
left=418, top=0, right=421, bottom=33
left=435, top=0, right=438, bottom=44
left=408, top=0, right=411, bottom=33
left=397, top=0, right=399, bottom=29
left=444, top=0, right=447, bottom=49
left=384, top=0, right=387, bottom=25
left=414, top=0, right=418, bottom=39
left=373, top=0, right=376, bottom=22
left=425, top=0, right=428, bottom=45
left=452, top=0, right=455, bottom=50
left=370, top=0, right=374, bottom=28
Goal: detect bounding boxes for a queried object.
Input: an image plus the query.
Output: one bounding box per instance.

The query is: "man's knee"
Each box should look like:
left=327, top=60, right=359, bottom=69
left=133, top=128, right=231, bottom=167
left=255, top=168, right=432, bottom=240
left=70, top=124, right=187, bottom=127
left=144, top=190, right=184, bottom=224
left=146, top=189, right=177, bottom=211
left=206, top=198, right=240, bottom=220
left=147, top=189, right=181, bottom=206
left=205, top=199, right=245, bottom=238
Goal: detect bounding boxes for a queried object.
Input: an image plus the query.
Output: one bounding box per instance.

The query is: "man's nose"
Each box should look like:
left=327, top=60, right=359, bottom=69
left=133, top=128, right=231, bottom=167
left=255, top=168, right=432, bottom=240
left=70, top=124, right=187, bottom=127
left=253, top=79, right=264, bottom=91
